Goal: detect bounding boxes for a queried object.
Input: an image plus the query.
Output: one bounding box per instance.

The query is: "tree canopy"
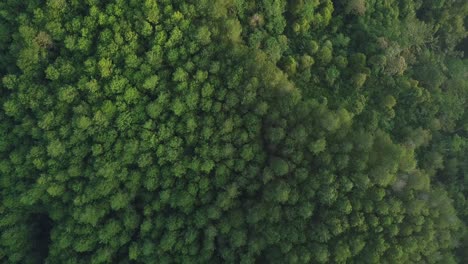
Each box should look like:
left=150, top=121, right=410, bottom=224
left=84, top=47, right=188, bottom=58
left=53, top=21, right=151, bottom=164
left=0, top=0, right=467, bottom=263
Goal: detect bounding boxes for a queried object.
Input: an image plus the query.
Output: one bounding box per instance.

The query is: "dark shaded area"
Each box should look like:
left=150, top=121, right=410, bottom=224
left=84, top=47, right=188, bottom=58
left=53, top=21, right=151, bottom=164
left=29, top=214, right=53, bottom=263
left=456, top=37, right=468, bottom=58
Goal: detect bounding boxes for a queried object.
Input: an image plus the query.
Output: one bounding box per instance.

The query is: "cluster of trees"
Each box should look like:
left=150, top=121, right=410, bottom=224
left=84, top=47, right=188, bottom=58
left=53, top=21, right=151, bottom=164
left=0, top=0, right=466, bottom=263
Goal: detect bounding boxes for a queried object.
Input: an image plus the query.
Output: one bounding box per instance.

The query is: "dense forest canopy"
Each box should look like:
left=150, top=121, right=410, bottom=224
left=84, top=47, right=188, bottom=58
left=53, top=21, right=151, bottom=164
left=0, top=0, right=467, bottom=263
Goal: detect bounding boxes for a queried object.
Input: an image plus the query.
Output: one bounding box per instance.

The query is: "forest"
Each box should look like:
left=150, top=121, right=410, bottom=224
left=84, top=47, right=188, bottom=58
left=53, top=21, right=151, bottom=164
left=0, top=0, right=467, bottom=263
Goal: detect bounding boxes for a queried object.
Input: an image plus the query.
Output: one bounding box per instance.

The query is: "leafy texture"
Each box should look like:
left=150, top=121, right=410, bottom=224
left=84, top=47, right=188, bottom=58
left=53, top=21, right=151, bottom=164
left=0, top=0, right=466, bottom=263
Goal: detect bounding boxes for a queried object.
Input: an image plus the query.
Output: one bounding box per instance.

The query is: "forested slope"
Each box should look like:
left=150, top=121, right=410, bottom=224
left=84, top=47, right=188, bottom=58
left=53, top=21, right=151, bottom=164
left=0, top=0, right=467, bottom=263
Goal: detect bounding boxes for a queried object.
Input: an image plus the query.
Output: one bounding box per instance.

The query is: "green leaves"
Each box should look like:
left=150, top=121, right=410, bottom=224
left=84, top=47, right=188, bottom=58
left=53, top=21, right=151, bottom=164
left=196, top=26, right=212, bottom=45
left=0, top=0, right=465, bottom=263
left=98, top=58, right=113, bottom=78
left=110, top=192, right=130, bottom=210
left=270, top=157, right=289, bottom=176
left=142, top=75, right=159, bottom=91
left=318, top=45, right=333, bottom=65
left=47, top=140, right=65, bottom=158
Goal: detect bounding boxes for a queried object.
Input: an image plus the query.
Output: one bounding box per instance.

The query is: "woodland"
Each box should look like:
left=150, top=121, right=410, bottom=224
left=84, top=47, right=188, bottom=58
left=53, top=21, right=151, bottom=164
left=0, top=0, right=467, bottom=263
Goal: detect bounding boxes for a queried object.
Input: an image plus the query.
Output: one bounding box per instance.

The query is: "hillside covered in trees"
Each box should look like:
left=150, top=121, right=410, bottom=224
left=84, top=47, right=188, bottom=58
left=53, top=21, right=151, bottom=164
left=0, top=0, right=467, bottom=263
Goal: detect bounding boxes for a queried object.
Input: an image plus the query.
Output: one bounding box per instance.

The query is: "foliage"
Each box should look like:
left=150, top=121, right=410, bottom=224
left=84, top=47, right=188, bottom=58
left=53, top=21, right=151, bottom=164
left=0, top=0, right=466, bottom=263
